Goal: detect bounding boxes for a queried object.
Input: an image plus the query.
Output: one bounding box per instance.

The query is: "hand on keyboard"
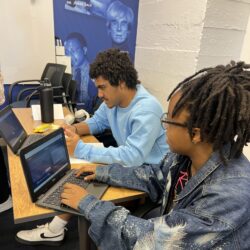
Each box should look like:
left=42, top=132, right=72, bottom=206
left=76, top=172, right=93, bottom=179
left=75, top=166, right=97, bottom=181
left=61, top=183, right=88, bottom=210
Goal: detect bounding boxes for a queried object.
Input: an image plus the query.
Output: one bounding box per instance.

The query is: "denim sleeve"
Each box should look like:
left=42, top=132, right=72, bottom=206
left=135, top=177, right=250, bottom=250
left=135, top=207, right=235, bottom=250
left=78, top=194, right=154, bottom=250
left=85, top=103, right=110, bottom=134
left=76, top=155, right=174, bottom=249
left=95, top=159, right=170, bottom=202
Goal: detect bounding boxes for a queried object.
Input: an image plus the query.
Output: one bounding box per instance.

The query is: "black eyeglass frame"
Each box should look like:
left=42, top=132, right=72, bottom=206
left=160, top=113, right=187, bottom=130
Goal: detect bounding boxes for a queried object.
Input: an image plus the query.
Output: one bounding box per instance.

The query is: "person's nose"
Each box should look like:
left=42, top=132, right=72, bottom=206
left=98, top=89, right=104, bottom=99
left=117, top=22, right=122, bottom=31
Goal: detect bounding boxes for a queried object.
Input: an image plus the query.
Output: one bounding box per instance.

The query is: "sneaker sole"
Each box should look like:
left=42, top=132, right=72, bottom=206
left=0, top=196, right=13, bottom=213
left=15, top=235, right=63, bottom=246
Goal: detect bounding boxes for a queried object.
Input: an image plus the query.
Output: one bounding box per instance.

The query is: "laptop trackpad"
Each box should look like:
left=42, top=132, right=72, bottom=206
left=86, top=182, right=109, bottom=199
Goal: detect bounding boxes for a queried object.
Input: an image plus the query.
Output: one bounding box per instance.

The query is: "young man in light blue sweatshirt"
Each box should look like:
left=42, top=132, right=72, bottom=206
left=64, top=48, right=168, bottom=167
left=16, top=48, right=169, bottom=246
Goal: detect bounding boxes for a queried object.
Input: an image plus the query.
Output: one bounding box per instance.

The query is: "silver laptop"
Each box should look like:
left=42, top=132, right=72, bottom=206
left=0, top=105, right=44, bottom=155
left=19, top=128, right=108, bottom=215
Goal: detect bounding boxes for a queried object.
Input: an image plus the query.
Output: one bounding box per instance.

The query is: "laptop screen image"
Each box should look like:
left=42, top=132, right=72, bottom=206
left=25, top=133, right=68, bottom=193
left=20, top=128, right=70, bottom=202
left=0, top=106, right=27, bottom=152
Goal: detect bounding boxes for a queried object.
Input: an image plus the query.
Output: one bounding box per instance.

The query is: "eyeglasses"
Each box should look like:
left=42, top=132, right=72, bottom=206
left=160, top=112, right=187, bottom=130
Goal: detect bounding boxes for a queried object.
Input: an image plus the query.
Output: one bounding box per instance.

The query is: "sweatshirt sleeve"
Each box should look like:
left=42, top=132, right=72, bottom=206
left=74, top=110, right=167, bottom=167
left=85, top=103, right=110, bottom=134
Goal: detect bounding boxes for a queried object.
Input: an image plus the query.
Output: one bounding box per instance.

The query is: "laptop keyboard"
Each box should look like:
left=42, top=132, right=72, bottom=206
left=43, top=172, right=89, bottom=207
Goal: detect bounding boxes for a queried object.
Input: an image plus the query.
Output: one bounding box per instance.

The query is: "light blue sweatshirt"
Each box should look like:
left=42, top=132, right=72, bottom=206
left=74, top=84, right=169, bottom=167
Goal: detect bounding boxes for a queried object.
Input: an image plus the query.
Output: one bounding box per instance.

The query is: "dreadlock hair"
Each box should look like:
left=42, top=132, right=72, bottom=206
left=168, top=61, right=250, bottom=162
left=89, top=48, right=139, bottom=89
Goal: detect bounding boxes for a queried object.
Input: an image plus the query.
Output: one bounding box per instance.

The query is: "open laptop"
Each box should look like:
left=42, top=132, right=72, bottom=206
left=19, top=128, right=108, bottom=215
left=0, top=105, right=44, bottom=155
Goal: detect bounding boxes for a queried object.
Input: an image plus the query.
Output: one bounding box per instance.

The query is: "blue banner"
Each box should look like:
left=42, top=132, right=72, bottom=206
left=53, top=0, right=139, bottom=113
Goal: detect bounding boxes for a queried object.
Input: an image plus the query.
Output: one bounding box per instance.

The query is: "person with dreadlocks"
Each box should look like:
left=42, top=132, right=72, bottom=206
left=39, top=62, right=250, bottom=249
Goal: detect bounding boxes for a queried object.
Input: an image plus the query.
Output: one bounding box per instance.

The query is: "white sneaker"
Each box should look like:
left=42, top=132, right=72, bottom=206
left=0, top=195, right=12, bottom=213
left=16, top=223, right=65, bottom=246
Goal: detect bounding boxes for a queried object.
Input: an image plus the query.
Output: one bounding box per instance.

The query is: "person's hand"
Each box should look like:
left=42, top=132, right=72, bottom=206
left=75, top=165, right=97, bottom=181
left=64, top=128, right=80, bottom=156
left=61, top=183, right=88, bottom=210
left=62, top=124, right=77, bottom=134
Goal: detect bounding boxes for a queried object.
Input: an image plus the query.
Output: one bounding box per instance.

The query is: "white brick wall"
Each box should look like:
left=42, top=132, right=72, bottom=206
left=241, top=12, right=250, bottom=62
left=205, top=0, right=250, bottom=29
left=135, top=0, right=207, bottom=110
left=136, top=0, right=250, bottom=159
left=197, top=28, right=246, bottom=69
left=197, top=0, right=250, bottom=70
left=136, top=0, right=250, bottom=104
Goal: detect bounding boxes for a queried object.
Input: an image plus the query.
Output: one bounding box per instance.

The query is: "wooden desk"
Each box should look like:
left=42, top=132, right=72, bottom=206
left=8, top=108, right=145, bottom=250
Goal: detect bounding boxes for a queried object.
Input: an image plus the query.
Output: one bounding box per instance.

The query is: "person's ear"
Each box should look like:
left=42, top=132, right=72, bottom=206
left=119, top=80, right=126, bottom=89
left=191, top=128, right=201, bottom=144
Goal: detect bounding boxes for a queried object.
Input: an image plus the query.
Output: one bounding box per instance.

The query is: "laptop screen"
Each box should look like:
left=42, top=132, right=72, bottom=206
left=0, top=106, right=26, bottom=149
left=21, top=129, right=70, bottom=200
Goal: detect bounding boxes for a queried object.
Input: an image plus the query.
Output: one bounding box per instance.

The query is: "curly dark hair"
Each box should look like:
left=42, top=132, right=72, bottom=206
left=89, top=48, right=138, bottom=89
left=168, top=61, right=250, bottom=161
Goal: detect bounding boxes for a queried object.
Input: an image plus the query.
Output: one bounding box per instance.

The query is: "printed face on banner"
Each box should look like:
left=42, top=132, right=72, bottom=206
left=54, top=0, right=138, bottom=113
left=64, top=38, right=86, bottom=68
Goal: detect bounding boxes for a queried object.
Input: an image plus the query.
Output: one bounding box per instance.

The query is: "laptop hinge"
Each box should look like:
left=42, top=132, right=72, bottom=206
left=38, top=194, right=45, bottom=200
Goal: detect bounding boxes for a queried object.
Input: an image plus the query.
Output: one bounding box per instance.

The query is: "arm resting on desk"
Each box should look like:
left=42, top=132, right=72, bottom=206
left=76, top=102, right=168, bottom=167
left=75, top=157, right=170, bottom=248
left=95, top=160, right=169, bottom=202
left=79, top=192, right=240, bottom=250
left=78, top=153, right=246, bottom=249
left=78, top=194, right=154, bottom=249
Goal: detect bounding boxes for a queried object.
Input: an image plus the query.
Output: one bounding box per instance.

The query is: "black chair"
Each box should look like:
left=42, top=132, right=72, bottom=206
left=62, top=73, right=73, bottom=96
left=66, top=79, right=77, bottom=112
left=8, top=63, right=66, bottom=107
left=53, top=72, right=72, bottom=105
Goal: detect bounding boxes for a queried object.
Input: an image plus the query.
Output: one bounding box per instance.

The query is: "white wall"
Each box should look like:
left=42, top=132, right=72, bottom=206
left=197, top=0, right=250, bottom=70
left=135, top=0, right=208, bottom=110
left=136, top=0, right=250, bottom=159
left=0, top=0, right=55, bottom=84
left=241, top=13, right=250, bottom=61
left=135, top=0, right=250, bottom=109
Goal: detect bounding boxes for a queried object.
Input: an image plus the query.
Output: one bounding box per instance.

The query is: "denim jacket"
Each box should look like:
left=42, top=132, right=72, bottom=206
left=78, top=148, right=250, bottom=249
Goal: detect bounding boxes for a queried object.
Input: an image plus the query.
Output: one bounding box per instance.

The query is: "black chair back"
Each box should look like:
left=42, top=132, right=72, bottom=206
left=67, top=79, right=77, bottom=112
left=41, top=63, right=66, bottom=95
left=61, top=73, right=73, bottom=95
left=8, top=63, right=67, bottom=107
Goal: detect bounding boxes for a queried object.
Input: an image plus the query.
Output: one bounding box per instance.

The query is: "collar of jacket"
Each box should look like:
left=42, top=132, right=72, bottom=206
left=173, top=144, right=231, bottom=202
